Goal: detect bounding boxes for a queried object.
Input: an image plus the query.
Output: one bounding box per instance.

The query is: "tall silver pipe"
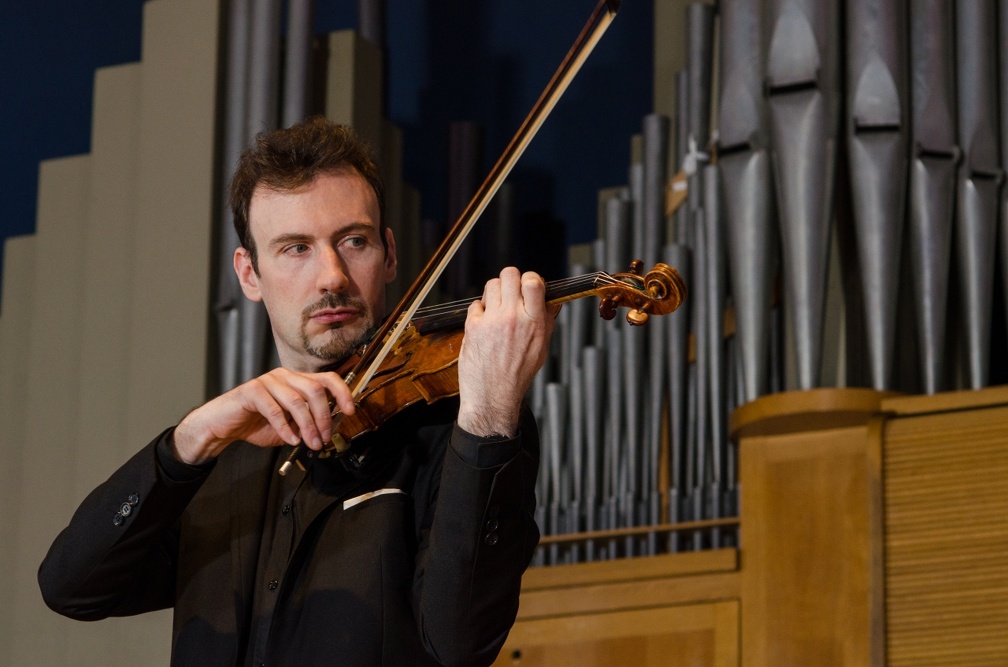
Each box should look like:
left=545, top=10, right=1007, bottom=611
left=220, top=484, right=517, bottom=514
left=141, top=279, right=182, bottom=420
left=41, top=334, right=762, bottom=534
left=564, top=264, right=590, bottom=386
left=703, top=165, right=726, bottom=545
left=691, top=208, right=709, bottom=550
left=675, top=70, right=692, bottom=246
left=555, top=307, right=571, bottom=390
left=686, top=2, right=715, bottom=168
left=846, top=0, right=909, bottom=390
left=643, top=114, right=669, bottom=554
left=1000, top=0, right=1008, bottom=358
left=248, top=0, right=281, bottom=136
left=568, top=369, right=585, bottom=563
left=646, top=312, right=665, bottom=553
left=955, top=0, right=1003, bottom=389
left=604, top=327, right=623, bottom=555
left=664, top=242, right=691, bottom=553
left=583, top=345, right=604, bottom=561
left=604, top=197, right=634, bottom=540
left=602, top=196, right=628, bottom=532
left=592, top=239, right=607, bottom=346
left=685, top=3, right=716, bottom=246
left=719, top=0, right=775, bottom=403
left=764, top=0, right=842, bottom=389
left=605, top=195, right=633, bottom=271
left=282, top=0, right=314, bottom=127
left=239, top=0, right=283, bottom=382
left=622, top=322, right=645, bottom=556
left=358, top=0, right=385, bottom=47
left=908, top=0, right=958, bottom=394
left=630, top=145, right=646, bottom=265
left=624, top=153, right=648, bottom=556
left=643, top=115, right=670, bottom=267
left=215, top=0, right=253, bottom=393
left=545, top=382, right=567, bottom=564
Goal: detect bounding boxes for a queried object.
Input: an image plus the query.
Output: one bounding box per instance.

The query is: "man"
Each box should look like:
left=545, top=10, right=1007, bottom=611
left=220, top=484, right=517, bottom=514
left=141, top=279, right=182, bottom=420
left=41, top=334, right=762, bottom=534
left=39, top=117, right=555, bottom=666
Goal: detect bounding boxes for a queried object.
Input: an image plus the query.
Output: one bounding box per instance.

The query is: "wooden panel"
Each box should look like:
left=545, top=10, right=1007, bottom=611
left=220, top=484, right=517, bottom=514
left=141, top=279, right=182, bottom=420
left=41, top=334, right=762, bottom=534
left=522, top=548, right=737, bottom=591
left=730, top=387, right=895, bottom=440
left=739, top=423, right=883, bottom=666
left=520, top=570, right=740, bottom=621
left=498, top=601, right=739, bottom=667
left=884, top=404, right=1008, bottom=665
left=882, top=384, right=1008, bottom=416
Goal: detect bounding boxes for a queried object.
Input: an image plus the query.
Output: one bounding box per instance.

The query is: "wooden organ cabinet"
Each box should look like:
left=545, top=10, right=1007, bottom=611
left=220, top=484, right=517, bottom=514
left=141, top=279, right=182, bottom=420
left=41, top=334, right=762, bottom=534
left=495, top=386, right=1008, bottom=665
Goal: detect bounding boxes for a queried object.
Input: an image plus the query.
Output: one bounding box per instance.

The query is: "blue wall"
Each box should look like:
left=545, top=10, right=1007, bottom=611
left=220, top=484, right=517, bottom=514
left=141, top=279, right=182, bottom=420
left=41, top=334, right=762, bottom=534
left=0, top=0, right=652, bottom=295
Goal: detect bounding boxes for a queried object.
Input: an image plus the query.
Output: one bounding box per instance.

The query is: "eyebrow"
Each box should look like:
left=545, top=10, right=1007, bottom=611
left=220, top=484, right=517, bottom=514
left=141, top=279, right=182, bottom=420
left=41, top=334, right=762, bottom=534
left=267, top=222, right=378, bottom=249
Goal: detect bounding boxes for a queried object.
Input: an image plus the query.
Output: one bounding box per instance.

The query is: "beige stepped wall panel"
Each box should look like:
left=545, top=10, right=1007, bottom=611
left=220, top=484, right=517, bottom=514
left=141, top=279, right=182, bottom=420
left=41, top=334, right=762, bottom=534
left=9, top=155, right=91, bottom=665
left=0, top=234, right=38, bottom=657
left=74, top=62, right=142, bottom=497
left=326, top=30, right=385, bottom=154
left=653, top=0, right=691, bottom=171
left=653, top=0, right=690, bottom=120
left=124, top=0, right=220, bottom=452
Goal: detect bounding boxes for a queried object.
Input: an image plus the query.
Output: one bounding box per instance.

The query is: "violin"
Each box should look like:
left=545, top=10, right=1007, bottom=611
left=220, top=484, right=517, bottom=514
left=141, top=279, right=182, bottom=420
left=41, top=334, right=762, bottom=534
left=278, top=261, right=686, bottom=474
left=327, top=261, right=686, bottom=457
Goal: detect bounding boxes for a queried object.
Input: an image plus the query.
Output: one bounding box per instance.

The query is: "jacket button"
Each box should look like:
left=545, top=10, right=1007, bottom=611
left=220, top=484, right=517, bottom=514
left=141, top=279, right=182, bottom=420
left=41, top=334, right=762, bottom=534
left=281, top=504, right=290, bottom=516
left=488, top=503, right=501, bottom=518
left=112, top=513, right=124, bottom=527
left=268, top=580, right=279, bottom=591
left=485, top=518, right=499, bottom=532
left=120, top=503, right=132, bottom=517
left=484, top=532, right=499, bottom=546
left=127, top=494, right=140, bottom=506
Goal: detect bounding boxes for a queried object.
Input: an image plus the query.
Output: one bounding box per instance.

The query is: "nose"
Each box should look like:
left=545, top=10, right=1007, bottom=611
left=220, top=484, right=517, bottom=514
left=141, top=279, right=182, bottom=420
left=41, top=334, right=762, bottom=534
left=317, top=246, right=350, bottom=293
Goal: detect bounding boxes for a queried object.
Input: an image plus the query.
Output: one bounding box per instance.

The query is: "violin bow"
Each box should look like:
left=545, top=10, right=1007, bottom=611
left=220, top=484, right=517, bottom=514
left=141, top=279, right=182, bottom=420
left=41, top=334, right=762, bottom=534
left=280, top=0, right=622, bottom=475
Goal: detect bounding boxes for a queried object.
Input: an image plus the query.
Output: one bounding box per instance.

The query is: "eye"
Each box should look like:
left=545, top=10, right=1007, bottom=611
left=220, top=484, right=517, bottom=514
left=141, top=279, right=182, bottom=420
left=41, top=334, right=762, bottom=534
left=344, top=236, right=367, bottom=249
left=283, top=243, right=310, bottom=255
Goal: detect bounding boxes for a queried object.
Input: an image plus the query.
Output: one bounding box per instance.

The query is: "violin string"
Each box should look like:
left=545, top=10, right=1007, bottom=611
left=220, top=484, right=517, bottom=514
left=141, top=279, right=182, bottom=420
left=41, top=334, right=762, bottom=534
left=411, top=272, right=620, bottom=319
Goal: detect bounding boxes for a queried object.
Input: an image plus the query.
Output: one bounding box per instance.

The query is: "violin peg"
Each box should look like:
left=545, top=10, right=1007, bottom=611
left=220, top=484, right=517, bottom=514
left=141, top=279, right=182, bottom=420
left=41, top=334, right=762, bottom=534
left=599, top=298, right=617, bottom=320
left=626, top=309, right=649, bottom=326
left=629, top=259, right=644, bottom=275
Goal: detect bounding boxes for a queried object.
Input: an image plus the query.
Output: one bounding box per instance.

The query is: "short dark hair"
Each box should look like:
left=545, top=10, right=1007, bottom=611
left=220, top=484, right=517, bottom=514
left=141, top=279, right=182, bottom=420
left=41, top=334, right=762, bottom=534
left=229, top=116, right=386, bottom=272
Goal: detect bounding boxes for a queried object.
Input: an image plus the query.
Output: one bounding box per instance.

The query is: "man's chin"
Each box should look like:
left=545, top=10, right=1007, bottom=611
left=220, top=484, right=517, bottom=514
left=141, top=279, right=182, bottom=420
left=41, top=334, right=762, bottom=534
left=304, top=328, right=366, bottom=364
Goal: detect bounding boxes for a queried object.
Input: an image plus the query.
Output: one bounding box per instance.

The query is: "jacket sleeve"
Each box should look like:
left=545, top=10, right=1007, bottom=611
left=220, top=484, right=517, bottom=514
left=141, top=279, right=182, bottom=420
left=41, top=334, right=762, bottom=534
left=38, top=428, right=213, bottom=621
left=413, top=404, right=540, bottom=667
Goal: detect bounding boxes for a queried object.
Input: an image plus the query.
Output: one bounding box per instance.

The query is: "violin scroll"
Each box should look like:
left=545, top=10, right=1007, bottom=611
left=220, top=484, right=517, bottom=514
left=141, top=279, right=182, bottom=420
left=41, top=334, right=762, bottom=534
left=599, top=261, right=688, bottom=326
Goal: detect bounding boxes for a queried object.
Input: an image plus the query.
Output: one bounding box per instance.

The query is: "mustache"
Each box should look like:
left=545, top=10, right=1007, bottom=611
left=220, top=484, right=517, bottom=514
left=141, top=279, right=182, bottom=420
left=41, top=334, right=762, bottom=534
left=303, top=292, right=366, bottom=319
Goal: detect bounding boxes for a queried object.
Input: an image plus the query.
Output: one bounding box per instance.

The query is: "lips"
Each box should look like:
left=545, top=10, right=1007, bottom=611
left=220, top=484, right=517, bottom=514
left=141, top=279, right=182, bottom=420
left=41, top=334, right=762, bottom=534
left=309, top=307, right=360, bottom=325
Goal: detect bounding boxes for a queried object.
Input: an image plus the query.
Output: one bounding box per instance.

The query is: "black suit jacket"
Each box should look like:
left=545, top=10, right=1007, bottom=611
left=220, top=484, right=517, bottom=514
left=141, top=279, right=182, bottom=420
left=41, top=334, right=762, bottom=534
left=39, top=399, right=540, bottom=666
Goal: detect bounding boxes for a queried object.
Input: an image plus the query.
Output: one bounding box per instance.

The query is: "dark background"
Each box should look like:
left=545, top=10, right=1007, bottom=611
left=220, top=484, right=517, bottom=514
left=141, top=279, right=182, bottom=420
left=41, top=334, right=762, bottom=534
left=0, top=0, right=653, bottom=299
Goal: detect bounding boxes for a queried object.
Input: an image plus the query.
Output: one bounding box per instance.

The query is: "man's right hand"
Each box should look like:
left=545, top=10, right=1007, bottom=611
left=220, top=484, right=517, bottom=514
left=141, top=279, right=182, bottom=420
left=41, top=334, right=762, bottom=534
left=171, top=368, right=356, bottom=465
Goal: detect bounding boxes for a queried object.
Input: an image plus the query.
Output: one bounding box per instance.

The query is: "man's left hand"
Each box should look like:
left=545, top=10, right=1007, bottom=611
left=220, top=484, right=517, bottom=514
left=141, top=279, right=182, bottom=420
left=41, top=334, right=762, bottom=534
left=456, top=267, right=559, bottom=438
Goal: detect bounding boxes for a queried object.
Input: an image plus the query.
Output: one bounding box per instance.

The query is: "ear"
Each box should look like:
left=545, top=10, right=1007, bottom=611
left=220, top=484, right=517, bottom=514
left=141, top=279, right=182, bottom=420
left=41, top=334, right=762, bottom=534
left=234, top=247, right=263, bottom=302
left=383, top=227, right=398, bottom=284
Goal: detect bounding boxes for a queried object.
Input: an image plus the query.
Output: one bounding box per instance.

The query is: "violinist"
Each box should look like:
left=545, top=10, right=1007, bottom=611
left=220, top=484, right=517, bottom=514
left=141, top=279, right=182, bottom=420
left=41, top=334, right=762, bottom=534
left=39, top=117, right=556, bottom=666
